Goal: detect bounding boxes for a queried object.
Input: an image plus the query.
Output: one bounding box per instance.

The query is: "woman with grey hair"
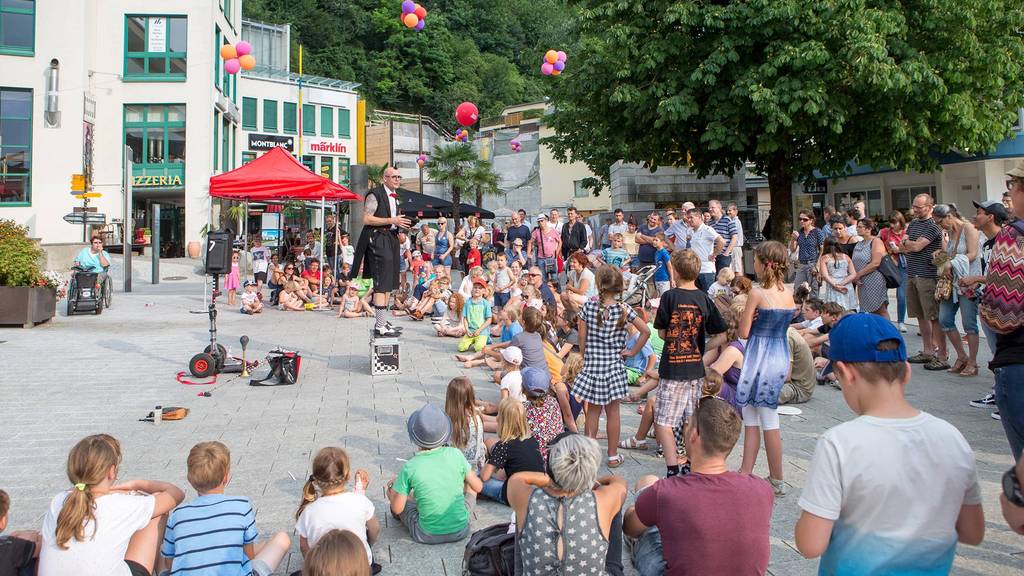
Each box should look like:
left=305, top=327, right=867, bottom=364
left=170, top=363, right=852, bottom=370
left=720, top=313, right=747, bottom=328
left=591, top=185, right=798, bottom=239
left=932, top=203, right=982, bottom=376
left=507, top=433, right=628, bottom=575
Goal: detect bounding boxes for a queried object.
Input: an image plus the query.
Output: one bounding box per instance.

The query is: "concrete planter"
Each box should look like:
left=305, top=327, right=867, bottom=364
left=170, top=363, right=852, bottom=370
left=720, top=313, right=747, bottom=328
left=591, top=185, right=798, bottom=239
left=0, top=286, right=57, bottom=328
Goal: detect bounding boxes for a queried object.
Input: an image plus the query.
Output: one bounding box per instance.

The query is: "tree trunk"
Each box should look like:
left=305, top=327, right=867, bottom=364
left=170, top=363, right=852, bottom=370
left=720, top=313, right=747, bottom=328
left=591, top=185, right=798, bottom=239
left=451, top=185, right=462, bottom=228
left=475, top=190, right=482, bottom=208
left=766, top=153, right=794, bottom=243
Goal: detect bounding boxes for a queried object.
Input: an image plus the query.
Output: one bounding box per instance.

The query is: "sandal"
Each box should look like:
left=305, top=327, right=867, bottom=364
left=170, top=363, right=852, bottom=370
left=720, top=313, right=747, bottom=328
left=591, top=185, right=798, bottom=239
left=959, top=364, right=979, bottom=377
left=924, top=357, right=951, bottom=371
left=607, top=454, right=625, bottom=468
left=947, top=359, right=967, bottom=374
left=618, top=437, right=647, bottom=450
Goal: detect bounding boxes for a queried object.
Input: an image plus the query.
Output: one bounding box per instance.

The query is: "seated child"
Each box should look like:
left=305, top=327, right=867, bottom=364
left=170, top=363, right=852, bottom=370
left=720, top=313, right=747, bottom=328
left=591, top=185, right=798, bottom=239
left=458, top=266, right=486, bottom=300
left=0, top=488, right=41, bottom=576
left=295, top=447, right=379, bottom=573
left=300, top=529, right=369, bottom=576
left=498, top=347, right=525, bottom=402
left=456, top=307, right=523, bottom=369
left=731, top=275, right=753, bottom=296
left=445, top=377, right=487, bottom=472
left=162, top=442, right=290, bottom=576
left=410, top=250, right=426, bottom=281
left=388, top=404, right=482, bottom=544
left=522, top=366, right=566, bottom=459
left=410, top=279, right=446, bottom=320
left=623, top=308, right=656, bottom=386
left=436, top=293, right=467, bottom=337
left=458, top=280, right=493, bottom=353
left=479, top=398, right=545, bottom=506
left=240, top=281, right=263, bottom=314
left=465, top=239, right=483, bottom=271
left=337, top=284, right=373, bottom=318
left=794, top=298, right=825, bottom=332
left=707, top=267, right=735, bottom=300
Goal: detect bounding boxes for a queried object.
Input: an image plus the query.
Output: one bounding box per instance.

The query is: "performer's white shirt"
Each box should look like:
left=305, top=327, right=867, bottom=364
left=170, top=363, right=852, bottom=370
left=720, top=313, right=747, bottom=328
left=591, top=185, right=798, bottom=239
left=383, top=184, right=398, bottom=219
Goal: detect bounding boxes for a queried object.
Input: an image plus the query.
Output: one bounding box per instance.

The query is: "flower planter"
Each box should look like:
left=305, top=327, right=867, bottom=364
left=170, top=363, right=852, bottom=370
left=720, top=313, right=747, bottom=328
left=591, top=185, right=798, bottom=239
left=187, top=241, right=201, bottom=258
left=0, top=286, right=57, bottom=328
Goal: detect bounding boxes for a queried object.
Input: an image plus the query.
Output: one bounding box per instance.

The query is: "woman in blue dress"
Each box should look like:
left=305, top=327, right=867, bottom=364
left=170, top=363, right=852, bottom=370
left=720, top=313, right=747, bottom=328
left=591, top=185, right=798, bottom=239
left=737, top=241, right=796, bottom=496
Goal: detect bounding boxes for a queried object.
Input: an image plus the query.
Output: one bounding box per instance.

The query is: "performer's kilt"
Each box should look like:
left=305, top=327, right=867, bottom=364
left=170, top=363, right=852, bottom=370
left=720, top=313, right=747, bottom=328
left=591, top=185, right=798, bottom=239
left=366, top=228, right=400, bottom=293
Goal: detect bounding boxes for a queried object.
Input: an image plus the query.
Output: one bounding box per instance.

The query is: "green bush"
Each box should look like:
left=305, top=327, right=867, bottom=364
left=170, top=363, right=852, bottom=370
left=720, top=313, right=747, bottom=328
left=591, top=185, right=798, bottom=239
left=0, top=219, right=43, bottom=287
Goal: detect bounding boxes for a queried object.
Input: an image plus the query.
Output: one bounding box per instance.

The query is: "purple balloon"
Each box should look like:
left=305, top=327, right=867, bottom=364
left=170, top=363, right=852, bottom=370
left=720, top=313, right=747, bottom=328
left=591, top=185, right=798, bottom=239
left=553, top=60, right=565, bottom=72
left=540, top=62, right=554, bottom=75
left=414, top=19, right=425, bottom=30
left=402, top=0, right=416, bottom=13
left=557, top=51, right=567, bottom=62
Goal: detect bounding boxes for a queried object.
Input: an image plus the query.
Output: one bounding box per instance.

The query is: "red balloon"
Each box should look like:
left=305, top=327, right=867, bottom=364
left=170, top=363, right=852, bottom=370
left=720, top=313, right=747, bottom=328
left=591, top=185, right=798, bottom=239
left=455, top=102, right=479, bottom=127
left=414, top=5, right=427, bottom=19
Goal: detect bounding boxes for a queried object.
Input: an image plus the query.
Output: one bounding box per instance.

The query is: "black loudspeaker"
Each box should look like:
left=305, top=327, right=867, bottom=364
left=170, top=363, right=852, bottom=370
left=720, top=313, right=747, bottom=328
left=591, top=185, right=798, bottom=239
left=205, top=231, right=233, bottom=274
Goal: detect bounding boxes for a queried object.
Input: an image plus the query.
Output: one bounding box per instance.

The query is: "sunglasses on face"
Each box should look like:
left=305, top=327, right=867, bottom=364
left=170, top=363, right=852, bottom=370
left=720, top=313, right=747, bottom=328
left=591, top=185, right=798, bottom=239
left=1007, top=178, right=1022, bottom=190
left=799, top=217, right=810, bottom=222
left=528, top=272, right=541, bottom=277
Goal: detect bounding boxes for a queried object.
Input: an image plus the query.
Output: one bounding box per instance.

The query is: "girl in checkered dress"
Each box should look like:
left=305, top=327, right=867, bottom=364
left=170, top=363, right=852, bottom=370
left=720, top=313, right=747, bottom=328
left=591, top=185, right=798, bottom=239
left=574, top=264, right=651, bottom=467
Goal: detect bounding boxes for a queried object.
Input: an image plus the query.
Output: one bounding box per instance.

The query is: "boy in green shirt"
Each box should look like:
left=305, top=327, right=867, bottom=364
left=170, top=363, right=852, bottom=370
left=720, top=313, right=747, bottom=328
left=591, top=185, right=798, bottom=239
left=388, top=403, right=483, bottom=544
left=459, top=279, right=493, bottom=353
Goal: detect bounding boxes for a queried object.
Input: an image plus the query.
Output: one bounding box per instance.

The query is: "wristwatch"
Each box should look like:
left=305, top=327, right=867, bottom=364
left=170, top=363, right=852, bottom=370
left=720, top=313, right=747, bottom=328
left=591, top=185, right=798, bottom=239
left=1004, top=466, right=1024, bottom=507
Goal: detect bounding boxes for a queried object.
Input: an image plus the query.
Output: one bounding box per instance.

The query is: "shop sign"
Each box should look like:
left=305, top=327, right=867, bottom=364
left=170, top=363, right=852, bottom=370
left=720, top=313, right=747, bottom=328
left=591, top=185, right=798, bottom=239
left=304, top=137, right=352, bottom=156
left=249, top=133, right=294, bottom=152
left=148, top=17, right=166, bottom=53
left=133, top=175, right=183, bottom=187
left=803, top=179, right=828, bottom=195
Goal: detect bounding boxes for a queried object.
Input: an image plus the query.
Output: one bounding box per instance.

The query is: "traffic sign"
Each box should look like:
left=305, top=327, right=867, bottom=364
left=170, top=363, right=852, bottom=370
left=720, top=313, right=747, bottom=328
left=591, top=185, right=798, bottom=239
left=73, top=207, right=99, bottom=213
left=73, top=192, right=103, bottom=199
left=63, top=212, right=107, bottom=225
left=71, top=174, right=86, bottom=192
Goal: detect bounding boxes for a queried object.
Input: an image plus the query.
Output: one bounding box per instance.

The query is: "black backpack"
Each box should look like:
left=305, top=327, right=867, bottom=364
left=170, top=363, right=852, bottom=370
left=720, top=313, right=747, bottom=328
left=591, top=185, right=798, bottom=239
left=463, top=523, right=515, bottom=576
left=249, top=349, right=301, bottom=386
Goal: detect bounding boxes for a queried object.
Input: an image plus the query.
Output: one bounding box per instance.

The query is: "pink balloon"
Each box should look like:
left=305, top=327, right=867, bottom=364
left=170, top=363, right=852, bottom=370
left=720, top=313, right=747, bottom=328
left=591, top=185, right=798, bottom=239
left=235, top=41, right=252, bottom=57
left=224, top=58, right=241, bottom=74
left=556, top=51, right=567, bottom=62
left=540, top=62, right=554, bottom=75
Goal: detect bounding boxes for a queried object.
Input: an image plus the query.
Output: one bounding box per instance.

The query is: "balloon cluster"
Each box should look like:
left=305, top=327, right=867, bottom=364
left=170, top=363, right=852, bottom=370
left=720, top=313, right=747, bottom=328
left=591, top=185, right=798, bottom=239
left=416, top=154, right=428, bottom=167
left=221, top=41, right=256, bottom=75
left=455, top=128, right=470, bottom=143
left=540, top=50, right=567, bottom=76
left=510, top=139, right=522, bottom=152
left=400, top=0, right=428, bottom=30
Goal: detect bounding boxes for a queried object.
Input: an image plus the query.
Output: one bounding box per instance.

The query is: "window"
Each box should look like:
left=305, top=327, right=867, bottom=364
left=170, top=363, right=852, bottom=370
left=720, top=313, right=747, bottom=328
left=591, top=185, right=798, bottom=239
left=0, top=88, right=32, bottom=204
left=573, top=180, right=588, bottom=198
left=212, top=110, right=219, bottom=170
left=242, top=97, right=257, bottom=130
left=242, top=151, right=256, bottom=165
left=337, top=157, right=351, bottom=186
left=125, top=15, right=187, bottom=80
left=263, top=99, right=278, bottom=132
left=337, top=108, right=351, bottom=138
left=213, top=27, right=221, bottom=90
left=320, top=157, right=333, bottom=181
left=890, top=186, right=935, bottom=214
left=302, top=104, right=315, bottom=135
left=124, top=104, right=186, bottom=185
left=0, top=0, right=33, bottom=55
left=301, top=155, right=315, bottom=172
left=320, top=107, right=333, bottom=137
left=222, top=118, right=230, bottom=173
left=283, top=102, right=296, bottom=134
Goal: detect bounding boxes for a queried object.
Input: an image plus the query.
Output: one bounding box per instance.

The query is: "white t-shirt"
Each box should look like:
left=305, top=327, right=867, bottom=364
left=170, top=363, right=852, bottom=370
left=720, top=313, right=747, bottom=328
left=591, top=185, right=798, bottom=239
left=797, top=316, right=824, bottom=331
left=607, top=221, right=628, bottom=238
left=799, top=412, right=981, bottom=575
left=251, top=246, right=272, bottom=274
left=342, top=245, right=355, bottom=267
left=500, top=371, right=525, bottom=402
left=687, top=224, right=721, bottom=274
left=295, top=492, right=376, bottom=562
left=735, top=218, right=745, bottom=247
left=40, top=491, right=156, bottom=576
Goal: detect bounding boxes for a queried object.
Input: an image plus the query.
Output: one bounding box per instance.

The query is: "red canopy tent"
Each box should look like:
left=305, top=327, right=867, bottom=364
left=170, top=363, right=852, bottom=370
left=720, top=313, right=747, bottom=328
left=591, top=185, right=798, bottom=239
left=208, top=147, right=362, bottom=303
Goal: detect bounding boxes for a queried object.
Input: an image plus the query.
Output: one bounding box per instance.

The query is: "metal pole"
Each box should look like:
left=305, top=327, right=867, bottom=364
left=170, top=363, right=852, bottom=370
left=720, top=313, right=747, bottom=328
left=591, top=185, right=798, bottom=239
left=319, top=196, right=325, bottom=304
left=151, top=203, right=160, bottom=284
left=123, top=145, right=133, bottom=293
left=243, top=201, right=249, bottom=279
left=418, top=114, right=424, bottom=193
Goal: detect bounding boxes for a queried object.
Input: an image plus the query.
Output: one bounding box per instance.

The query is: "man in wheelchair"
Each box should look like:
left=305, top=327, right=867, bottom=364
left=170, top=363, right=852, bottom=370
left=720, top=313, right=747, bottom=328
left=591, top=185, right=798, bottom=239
left=73, top=236, right=111, bottom=294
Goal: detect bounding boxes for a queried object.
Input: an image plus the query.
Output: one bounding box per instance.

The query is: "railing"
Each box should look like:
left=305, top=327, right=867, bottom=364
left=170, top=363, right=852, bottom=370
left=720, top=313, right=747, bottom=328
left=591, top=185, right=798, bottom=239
left=368, top=109, right=454, bottom=140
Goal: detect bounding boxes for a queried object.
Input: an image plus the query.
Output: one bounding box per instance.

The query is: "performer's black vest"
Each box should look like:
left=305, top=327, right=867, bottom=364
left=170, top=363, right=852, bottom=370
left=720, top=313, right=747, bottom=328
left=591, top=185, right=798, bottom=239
left=367, top=186, right=394, bottom=228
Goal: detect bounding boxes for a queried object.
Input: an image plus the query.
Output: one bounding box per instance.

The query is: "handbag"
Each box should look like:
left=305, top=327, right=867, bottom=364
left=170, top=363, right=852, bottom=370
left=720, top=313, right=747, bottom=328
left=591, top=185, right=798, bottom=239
left=878, top=255, right=901, bottom=289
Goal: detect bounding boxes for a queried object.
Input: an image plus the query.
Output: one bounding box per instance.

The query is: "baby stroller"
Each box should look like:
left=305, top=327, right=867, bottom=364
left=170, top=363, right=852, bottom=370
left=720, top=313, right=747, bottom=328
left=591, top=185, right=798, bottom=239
left=622, top=264, right=657, bottom=310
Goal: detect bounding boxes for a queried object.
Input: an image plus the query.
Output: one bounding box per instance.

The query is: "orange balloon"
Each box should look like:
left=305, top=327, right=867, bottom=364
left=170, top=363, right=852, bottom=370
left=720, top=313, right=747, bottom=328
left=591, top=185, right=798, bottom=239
left=238, top=54, right=256, bottom=70
left=551, top=68, right=561, bottom=76
left=220, top=44, right=237, bottom=60
left=545, top=50, right=558, bottom=64
left=403, top=12, right=419, bottom=28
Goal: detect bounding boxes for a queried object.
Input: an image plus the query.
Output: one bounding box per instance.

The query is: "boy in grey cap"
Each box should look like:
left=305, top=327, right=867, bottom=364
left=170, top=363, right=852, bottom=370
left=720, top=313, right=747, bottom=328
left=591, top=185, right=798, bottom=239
left=387, top=403, right=483, bottom=544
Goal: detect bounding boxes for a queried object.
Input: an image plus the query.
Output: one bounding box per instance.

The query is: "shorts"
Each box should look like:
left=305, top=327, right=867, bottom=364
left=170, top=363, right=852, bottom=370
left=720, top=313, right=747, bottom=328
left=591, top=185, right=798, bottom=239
left=434, top=253, right=452, bottom=267
left=126, top=560, right=150, bottom=576
left=398, top=494, right=475, bottom=544
left=254, top=271, right=267, bottom=283
left=458, top=334, right=488, bottom=352
left=494, top=292, right=510, bottom=308
left=741, top=404, right=780, bottom=430
left=654, top=378, right=702, bottom=428
left=654, top=281, right=670, bottom=296
left=906, top=276, right=938, bottom=321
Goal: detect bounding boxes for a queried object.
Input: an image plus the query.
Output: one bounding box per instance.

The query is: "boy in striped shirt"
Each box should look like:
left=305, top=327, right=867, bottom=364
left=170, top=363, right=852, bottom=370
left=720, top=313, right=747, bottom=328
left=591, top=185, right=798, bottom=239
left=161, top=442, right=290, bottom=575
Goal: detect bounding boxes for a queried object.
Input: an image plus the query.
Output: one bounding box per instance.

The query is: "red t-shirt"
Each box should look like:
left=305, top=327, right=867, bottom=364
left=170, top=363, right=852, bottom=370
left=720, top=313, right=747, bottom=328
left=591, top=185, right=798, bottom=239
left=466, top=248, right=482, bottom=270
left=635, top=472, right=773, bottom=576
left=301, top=269, right=322, bottom=284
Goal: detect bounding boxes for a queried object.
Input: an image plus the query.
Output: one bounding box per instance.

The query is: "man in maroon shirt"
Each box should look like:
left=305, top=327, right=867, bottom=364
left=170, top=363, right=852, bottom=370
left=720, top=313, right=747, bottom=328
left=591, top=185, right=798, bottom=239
left=623, top=397, right=773, bottom=575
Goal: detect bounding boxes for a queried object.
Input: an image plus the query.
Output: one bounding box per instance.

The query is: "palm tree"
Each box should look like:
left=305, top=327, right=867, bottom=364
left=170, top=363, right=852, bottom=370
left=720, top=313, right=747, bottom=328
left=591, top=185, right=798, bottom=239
left=367, top=163, right=388, bottom=188
left=426, top=142, right=476, bottom=225
left=465, top=159, right=501, bottom=208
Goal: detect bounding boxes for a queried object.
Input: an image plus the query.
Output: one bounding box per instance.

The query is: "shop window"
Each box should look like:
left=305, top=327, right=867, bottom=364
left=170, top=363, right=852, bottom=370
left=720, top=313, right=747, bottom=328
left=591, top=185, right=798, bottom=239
left=302, top=104, right=315, bottom=135
left=337, top=108, right=351, bottom=138
left=833, top=190, right=880, bottom=219
left=263, top=99, right=277, bottom=132
left=0, top=88, right=32, bottom=204
left=124, top=104, right=186, bottom=186
left=283, top=102, right=296, bottom=134
left=890, top=186, right=935, bottom=215
left=337, top=157, right=351, bottom=186
left=124, top=15, right=187, bottom=81
left=242, top=151, right=256, bottom=165
left=242, top=97, right=257, bottom=130
left=301, top=155, right=315, bottom=172
left=0, top=0, right=33, bottom=55
left=320, top=157, right=333, bottom=181
left=321, top=107, right=333, bottom=137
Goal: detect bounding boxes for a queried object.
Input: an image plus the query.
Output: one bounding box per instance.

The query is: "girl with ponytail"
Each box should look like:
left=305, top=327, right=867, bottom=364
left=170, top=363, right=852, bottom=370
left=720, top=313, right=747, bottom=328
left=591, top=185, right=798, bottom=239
left=295, top=447, right=379, bottom=572
left=39, top=434, right=184, bottom=576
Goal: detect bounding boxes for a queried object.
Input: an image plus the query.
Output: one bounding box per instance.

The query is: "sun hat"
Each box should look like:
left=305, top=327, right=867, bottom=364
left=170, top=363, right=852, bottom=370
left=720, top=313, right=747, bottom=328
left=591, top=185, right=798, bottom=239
left=828, top=313, right=907, bottom=363
left=1006, top=159, right=1024, bottom=178
left=406, top=403, right=451, bottom=449
left=972, top=199, right=1008, bottom=224
left=500, top=346, right=523, bottom=365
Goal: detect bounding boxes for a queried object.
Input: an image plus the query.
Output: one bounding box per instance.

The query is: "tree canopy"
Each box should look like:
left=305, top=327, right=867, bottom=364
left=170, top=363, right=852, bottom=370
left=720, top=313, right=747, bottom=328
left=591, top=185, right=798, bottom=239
left=243, top=0, right=571, bottom=125
left=544, top=0, right=1024, bottom=239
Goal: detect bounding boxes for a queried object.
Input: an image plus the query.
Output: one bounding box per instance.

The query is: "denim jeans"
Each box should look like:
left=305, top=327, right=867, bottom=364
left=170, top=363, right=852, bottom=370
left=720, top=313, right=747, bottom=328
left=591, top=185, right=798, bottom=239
left=629, top=527, right=666, bottom=576
left=536, top=257, right=557, bottom=285
left=714, top=254, right=732, bottom=273
left=938, top=295, right=979, bottom=334
left=696, top=272, right=715, bottom=293
left=480, top=478, right=508, bottom=505
left=995, top=364, right=1024, bottom=462
left=895, top=260, right=907, bottom=324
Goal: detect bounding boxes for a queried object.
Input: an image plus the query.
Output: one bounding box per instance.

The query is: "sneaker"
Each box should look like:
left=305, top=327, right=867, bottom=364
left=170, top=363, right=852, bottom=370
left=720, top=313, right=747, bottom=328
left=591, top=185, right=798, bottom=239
left=992, top=410, right=1001, bottom=420
left=373, top=326, right=401, bottom=338
left=908, top=351, right=935, bottom=364
left=767, top=477, right=788, bottom=497
left=384, top=321, right=403, bottom=333
left=899, top=322, right=907, bottom=333
left=969, top=393, right=996, bottom=408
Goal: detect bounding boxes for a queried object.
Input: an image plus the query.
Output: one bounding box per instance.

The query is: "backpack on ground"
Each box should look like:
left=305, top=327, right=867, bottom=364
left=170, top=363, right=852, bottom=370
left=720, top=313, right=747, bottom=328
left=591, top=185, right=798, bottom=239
left=463, top=523, right=515, bottom=576
left=249, top=348, right=301, bottom=386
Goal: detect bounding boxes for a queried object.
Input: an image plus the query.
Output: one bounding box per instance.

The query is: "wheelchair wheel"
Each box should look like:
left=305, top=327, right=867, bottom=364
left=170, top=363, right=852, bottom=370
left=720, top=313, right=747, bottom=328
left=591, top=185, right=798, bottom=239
left=103, top=276, right=112, bottom=308
left=95, top=298, right=103, bottom=315
left=189, top=353, right=217, bottom=378
left=205, top=344, right=228, bottom=369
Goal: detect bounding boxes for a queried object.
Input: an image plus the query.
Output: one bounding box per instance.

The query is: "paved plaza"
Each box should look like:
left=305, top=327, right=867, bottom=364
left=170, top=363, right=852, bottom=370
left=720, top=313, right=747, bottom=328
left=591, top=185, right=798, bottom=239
left=1, top=259, right=1023, bottom=575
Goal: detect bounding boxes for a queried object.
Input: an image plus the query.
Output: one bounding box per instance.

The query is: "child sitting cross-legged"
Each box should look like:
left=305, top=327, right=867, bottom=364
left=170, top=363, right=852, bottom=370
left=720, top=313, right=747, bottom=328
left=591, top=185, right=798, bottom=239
left=337, top=284, right=373, bottom=318
left=240, top=281, right=263, bottom=314
left=455, top=306, right=523, bottom=370
left=435, top=293, right=466, bottom=338
left=301, top=529, right=370, bottom=576
left=457, top=279, right=493, bottom=354
left=388, top=404, right=482, bottom=544
left=479, top=398, right=545, bottom=506
left=162, top=441, right=290, bottom=576
left=295, top=447, right=379, bottom=575
left=0, top=488, right=41, bottom=575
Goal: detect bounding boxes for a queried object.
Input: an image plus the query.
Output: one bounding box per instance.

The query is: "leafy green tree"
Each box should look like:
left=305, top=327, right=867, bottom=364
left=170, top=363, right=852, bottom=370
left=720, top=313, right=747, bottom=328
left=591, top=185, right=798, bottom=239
left=465, top=159, right=502, bottom=208
left=426, top=142, right=477, bottom=224
left=545, top=0, right=1024, bottom=240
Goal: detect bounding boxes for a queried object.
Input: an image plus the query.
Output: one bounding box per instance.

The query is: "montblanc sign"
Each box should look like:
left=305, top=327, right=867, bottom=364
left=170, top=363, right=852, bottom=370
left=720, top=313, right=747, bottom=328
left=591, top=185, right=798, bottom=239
left=248, top=133, right=294, bottom=152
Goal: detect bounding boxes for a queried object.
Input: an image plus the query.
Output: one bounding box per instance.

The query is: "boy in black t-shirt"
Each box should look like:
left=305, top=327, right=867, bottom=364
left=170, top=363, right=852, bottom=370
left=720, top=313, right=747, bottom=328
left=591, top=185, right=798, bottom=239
left=0, top=489, right=39, bottom=576
left=653, top=249, right=727, bottom=477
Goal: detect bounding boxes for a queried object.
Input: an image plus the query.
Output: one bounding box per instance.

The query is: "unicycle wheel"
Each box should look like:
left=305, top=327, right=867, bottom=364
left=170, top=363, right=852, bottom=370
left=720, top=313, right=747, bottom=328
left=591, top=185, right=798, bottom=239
left=204, top=344, right=227, bottom=369
left=189, top=353, right=217, bottom=378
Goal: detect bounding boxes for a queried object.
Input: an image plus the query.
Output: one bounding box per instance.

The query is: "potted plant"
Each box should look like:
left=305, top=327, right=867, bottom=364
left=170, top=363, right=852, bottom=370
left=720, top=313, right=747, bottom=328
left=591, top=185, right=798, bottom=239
left=0, top=219, right=58, bottom=327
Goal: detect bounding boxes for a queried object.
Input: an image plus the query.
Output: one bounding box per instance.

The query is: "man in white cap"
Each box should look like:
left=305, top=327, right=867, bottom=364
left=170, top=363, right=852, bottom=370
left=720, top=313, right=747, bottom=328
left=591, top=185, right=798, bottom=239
left=528, top=213, right=562, bottom=285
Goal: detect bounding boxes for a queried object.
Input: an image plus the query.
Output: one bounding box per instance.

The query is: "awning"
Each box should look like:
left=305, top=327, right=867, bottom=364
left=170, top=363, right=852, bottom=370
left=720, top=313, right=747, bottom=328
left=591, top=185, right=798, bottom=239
left=208, top=146, right=361, bottom=201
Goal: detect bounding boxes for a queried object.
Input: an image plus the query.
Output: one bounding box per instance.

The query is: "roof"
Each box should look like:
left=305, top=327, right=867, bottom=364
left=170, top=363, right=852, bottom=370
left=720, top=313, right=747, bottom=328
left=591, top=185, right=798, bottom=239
left=242, top=65, right=361, bottom=92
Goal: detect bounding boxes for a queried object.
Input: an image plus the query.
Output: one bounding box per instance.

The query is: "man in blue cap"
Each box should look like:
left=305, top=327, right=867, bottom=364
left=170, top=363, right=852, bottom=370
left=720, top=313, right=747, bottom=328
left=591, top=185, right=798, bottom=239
left=794, top=313, right=985, bottom=574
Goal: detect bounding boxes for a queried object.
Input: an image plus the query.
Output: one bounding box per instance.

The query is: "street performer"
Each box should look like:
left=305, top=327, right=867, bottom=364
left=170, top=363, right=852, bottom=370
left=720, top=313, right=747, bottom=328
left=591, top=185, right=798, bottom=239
left=353, top=165, right=410, bottom=338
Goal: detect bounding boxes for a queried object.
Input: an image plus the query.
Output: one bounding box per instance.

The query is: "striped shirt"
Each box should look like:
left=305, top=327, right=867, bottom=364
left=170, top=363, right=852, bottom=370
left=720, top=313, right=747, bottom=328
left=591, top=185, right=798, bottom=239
left=905, top=218, right=942, bottom=278
left=161, top=495, right=258, bottom=575
left=710, top=216, right=737, bottom=246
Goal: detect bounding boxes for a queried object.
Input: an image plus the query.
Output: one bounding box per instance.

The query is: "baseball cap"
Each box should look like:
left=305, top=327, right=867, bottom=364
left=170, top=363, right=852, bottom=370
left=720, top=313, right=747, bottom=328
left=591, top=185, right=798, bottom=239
left=407, top=403, right=452, bottom=449
left=472, top=277, right=488, bottom=288
left=1007, top=159, right=1024, bottom=178
left=537, top=213, right=548, bottom=221
left=243, top=280, right=254, bottom=287
left=500, top=346, right=523, bottom=365
left=412, top=250, right=421, bottom=258
left=521, top=366, right=551, bottom=397
left=972, top=199, right=1008, bottom=223
left=828, top=313, right=907, bottom=363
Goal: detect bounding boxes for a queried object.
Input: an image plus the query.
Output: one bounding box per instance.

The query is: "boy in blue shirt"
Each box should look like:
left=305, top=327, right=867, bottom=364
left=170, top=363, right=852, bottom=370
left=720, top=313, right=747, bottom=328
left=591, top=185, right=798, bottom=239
left=161, top=442, right=291, bottom=576
left=653, top=233, right=672, bottom=295
left=459, top=279, right=493, bottom=353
